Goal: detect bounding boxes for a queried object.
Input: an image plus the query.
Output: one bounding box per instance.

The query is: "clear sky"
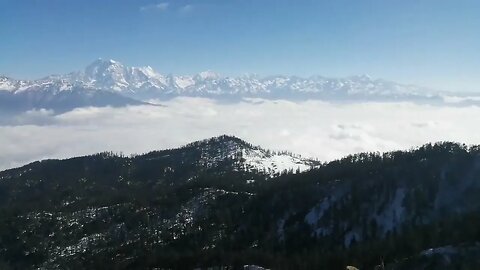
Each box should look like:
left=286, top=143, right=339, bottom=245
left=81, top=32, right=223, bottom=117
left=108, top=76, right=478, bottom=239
left=1, top=0, right=479, bottom=92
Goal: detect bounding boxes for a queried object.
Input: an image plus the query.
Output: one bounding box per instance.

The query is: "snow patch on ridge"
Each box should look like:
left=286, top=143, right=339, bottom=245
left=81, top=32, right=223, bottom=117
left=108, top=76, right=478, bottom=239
left=241, top=148, right=313, bottom=176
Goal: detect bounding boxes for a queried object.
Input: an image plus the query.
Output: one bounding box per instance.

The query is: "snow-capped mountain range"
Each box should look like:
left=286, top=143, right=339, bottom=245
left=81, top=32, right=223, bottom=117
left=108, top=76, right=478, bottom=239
left=0, top=58, right=475, bottom=112
left=0, top=58, right=432, bottom=97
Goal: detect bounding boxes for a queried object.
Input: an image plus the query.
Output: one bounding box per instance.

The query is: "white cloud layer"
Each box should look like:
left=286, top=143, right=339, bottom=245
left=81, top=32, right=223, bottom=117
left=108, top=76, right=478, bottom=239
left=1, top=98, right=480, bottom=171
left=140, top=2, right=169, bottom=12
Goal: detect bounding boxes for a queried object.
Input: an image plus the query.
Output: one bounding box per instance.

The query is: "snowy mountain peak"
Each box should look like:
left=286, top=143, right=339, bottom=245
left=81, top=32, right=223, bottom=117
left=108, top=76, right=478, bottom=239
left=196, top=70, right=220, bottom=80
left=85, top=59, right=126, bottom=76
left=138, top=65, right=155, bottom=74
left=0, top=76, right=17, bottom=92
left=91, top=58, right=119, bottom=65
left=0, top=75, right=15, bottom=82
left=132, top=66, right=161, bottom=80
left=0, top=58, right=449, bottom=111
left=80, top=59, right=130, bottom=91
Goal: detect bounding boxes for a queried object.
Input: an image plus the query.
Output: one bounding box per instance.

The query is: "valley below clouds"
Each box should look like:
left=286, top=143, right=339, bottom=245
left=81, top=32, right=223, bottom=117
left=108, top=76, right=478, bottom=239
left=1, top=97, right=480, bottom=171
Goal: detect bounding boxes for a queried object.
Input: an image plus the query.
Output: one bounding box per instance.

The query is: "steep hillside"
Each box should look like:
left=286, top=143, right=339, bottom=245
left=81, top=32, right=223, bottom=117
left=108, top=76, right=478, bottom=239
left=0, top=138, right=479, bottom=269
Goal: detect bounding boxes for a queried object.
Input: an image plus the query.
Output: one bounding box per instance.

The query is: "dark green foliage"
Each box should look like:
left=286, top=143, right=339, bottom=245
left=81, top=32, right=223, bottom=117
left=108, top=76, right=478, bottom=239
left=0, top=138, right=480, bottom=269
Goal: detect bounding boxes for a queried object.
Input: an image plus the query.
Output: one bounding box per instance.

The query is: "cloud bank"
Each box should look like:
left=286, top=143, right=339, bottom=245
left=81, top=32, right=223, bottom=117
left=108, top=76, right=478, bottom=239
left=1, top=98, right=480, bottom=171
left=140, top=2, right=169, bottom=12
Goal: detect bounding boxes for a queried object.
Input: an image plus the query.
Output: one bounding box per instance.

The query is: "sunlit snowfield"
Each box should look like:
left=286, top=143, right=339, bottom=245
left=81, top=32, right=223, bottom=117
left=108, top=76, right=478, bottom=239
left=2, top=97, right=480, bottom=171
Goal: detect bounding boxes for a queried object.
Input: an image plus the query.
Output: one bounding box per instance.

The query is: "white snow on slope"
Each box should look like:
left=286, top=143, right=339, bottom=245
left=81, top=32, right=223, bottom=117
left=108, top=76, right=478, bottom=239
left=374, top=187, right=406, bottom=234
left=194, top=136, right=317, bottom=176
left=241, top=148, right=313, bottom=175
left=0, top=76, right=17, bottom=91
left=174, top=76, right=195, bottom=89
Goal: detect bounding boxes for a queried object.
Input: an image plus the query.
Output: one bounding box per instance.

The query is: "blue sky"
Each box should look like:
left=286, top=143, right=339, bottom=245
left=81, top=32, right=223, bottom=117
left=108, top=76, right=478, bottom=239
left=1, top=0, right=479, bottom=92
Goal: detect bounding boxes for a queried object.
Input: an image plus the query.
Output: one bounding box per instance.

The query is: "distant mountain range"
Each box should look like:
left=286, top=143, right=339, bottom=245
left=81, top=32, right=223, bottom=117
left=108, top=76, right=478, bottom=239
left=1, top=135, right=480, bottom=269
left=1, top=59, right=479, bottom=113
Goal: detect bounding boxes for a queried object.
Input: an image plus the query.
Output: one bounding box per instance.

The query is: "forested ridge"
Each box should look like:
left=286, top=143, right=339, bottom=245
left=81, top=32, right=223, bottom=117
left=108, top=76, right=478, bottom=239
left=1, top=136, right=479, bottom=269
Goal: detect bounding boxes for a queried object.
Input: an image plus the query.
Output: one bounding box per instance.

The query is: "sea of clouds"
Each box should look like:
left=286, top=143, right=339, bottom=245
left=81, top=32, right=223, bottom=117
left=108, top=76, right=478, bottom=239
left=1, top=97, right=480, bottom=171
